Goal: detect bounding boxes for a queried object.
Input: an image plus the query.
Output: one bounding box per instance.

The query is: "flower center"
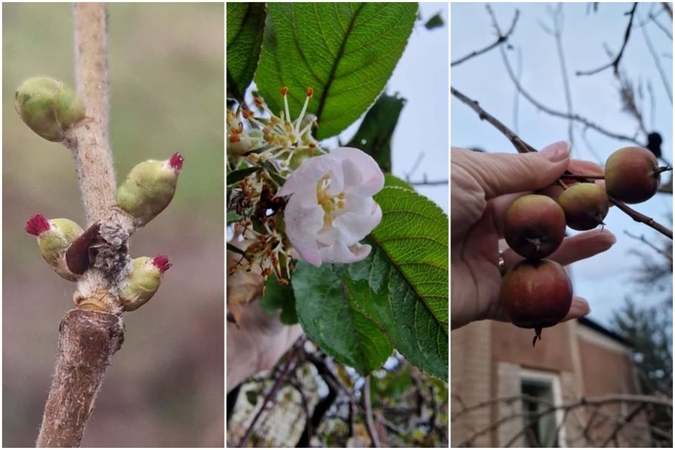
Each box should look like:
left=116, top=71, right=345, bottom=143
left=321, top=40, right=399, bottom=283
left=317, top=175, right=346, bottom=226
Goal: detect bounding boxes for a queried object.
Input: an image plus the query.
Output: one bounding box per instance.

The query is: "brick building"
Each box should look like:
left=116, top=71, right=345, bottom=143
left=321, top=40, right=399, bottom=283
left=451, top=317, right=652, bottom=447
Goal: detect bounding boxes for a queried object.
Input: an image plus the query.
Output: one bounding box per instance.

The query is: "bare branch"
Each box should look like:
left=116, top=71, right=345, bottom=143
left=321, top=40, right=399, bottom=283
left=36, top=5, right=130, bottom=447
left=662, top=2, right=673, bottom=19
left=487, top=20, right=642, bottom=144
left=547, top=4, right=576, bottom=147
left=363, top=376, right=381, bottom=447
left=624, top=230, right=674, bottom=261
left=576, top=3, right=638, bottom=76
left=639, top=12, right=673, bottom=103
left=408, top=177, right=449, bottom=186
left=68, top=3, right=116, bottom=226
left=236, top=338, right=305, bottom=447
left=451, top=9, right=519, bottom=67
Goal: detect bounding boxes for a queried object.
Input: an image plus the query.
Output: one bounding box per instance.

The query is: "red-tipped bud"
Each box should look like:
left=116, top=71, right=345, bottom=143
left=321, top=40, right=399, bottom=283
left=26, top=214, right=50, bottom=236
left=169, top=152, right=184, bottom=173
left=306, top=87, right=314, bottom=98
left=152, top=255, right=172, bottom=273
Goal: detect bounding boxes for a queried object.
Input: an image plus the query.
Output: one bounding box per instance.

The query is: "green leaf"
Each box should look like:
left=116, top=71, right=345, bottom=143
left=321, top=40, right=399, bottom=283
left=292, top=187, right=447, bottom=379
left=260, top=274, right=298, bottom=325
left=384, top=173, right=415, bottom=191
left=227, top=166, right=258, bottom=186
left=346, top=92, right=406, bottom=172
left=227, top=3, right=266, bottom=101
left=361, top=186, right=448, bottom=378
left=293, top=261, right=393, bottom=375
left=424, top=12, right=444, bottom=30
left=255, top=3, right=418, bottom=140
left=245, top=390, right=259, bottom=407
left=227, top=211, right=242, bottom=224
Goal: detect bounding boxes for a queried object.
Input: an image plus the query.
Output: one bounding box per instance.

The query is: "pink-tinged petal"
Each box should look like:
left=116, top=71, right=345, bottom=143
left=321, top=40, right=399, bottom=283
left=278, top=154, right=338, bottom=197
left=284, top=196, right=324, bottom=267
left=281, top=147, right=384, bottom=267
left=320, top=240, right=372, bottom=264
left=332, top=203, right=382, bottom=242
left=332, top=147, right=384, bottom=195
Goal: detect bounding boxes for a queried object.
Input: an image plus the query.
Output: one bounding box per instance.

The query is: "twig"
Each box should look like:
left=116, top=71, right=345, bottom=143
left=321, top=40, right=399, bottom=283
left=599, top=402, right=646, bottom=447
left=236, top=338, right=304, bottom=447
left=36, top=5, right=128, bottom=448
left=545, top=4, right=575, bottom=147
left=408, top=177, right=449, bottom=186
left=624, top=230, right=674, bottom=261
left=662, top=2, right=673, bottom=19
left=485, top=11, right=643, bottom=145
left=68, top=3, right=116, bottom=226
left=576, top=3, right=638, bottom=76
left=363, top=376, right=381, bottom=447
left=647, top=10, right=673, bottom=40
left=451, top=86, right=673, bottom=240
left=456, top=393, right=672, bottom=447
left=451, top=9, right=519, bottom=67
left=639, top=12, right=673, bottom=103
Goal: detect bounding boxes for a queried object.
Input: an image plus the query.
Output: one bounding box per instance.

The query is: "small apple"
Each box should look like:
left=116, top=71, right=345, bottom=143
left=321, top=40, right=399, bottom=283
left=504, top=194, right=566, bottom=259
left=605, top=146, right=661, bottom=204
left=499, top=259, right=573, bottom=346
left=557, top=183, right=609, bottom=231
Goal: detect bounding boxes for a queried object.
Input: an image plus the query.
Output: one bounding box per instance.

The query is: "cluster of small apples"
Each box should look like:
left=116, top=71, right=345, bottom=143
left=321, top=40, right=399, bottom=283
left=16, top=77, right=183, bottom=312
left=498, top=146, right=667, bottom=346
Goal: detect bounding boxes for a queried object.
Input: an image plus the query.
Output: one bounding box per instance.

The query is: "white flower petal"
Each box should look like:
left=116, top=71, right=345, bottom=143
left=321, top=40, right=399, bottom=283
left=281, top=147, right=384, bottom=266
left=283, top=197, right=324, bottom=267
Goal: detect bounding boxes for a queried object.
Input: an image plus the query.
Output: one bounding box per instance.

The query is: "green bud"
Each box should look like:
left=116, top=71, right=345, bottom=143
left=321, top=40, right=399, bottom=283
left=25, top=214, right=84, bottom=281
left=120, top=255, right=172, bottom=311
left=15, top=77, right=85, bottom=142
left=116, top=152, right=184, bottom=227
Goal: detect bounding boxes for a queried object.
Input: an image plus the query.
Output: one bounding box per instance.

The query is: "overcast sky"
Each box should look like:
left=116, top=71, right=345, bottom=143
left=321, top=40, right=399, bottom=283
left=451, top=2, right=673, bottom=329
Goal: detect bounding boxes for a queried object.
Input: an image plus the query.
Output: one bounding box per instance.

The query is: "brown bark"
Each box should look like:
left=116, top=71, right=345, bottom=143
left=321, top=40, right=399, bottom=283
left=36, top=310, right=124, bottom=447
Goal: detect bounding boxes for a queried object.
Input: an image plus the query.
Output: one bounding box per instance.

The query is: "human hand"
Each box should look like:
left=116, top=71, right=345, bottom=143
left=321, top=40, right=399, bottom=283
left=451, top=141, right=616, bottom=330
left=227, top=250, right=303, bottom=392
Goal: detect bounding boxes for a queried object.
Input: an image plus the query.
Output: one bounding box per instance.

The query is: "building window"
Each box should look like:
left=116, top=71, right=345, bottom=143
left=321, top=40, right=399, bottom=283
left=519, top=369, right=565, bottom=447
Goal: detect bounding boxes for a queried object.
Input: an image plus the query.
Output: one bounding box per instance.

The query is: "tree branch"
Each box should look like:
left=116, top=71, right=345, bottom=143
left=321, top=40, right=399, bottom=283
left=36, top=310, right=124, bottom=447
left=451, top=8, right=519, bottom=67
left=576, top=3, right=638, bottom=76
left=483, top=7, right=643, bottom=146
left=363, top=376, right=381, bottom=447
left=37, top=4, right=130, bottom=447
left=68, top=3, right=116, bottom=226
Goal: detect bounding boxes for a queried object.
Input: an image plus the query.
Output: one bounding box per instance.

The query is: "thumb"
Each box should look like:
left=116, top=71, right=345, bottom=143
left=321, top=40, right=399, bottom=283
left=464, top=141, right=571, bottom=199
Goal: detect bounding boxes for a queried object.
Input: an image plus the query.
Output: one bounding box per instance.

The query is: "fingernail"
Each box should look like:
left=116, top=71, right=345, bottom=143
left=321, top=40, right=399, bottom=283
left=540, top=141, right=571, bottom=163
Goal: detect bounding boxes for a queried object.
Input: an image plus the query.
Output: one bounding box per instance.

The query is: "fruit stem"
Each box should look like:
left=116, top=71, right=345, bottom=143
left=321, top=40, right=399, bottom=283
left=532, top=327, right=542, bottom=347
left=559, top=173, right=605, bottom=180
left=657, top=166, right=672, bottom=175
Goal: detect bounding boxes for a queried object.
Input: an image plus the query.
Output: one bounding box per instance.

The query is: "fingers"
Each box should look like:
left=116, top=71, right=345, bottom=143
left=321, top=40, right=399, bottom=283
left=453, top=142, right=571, bottom=200
left=502, top=228, right=617, bottom=268
left=562, top=297, right=591, bottom=322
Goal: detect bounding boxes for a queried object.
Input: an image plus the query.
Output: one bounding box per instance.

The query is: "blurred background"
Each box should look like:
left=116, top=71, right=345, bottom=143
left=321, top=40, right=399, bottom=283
left=3, top=3, right=224, bottom=447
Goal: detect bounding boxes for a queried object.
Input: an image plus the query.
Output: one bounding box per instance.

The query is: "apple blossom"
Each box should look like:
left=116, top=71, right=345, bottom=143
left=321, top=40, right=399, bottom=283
left=226, top=87, right=321, bottom=170
left=277, top=147, right=384, bottom=266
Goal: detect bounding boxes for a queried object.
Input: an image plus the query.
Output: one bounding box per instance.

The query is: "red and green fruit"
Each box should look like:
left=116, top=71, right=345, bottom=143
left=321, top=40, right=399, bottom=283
left=499, top=259, right=573, bottom=346
left=504, top=194, right=566, bottom=259
left=605, top=146, right=661, bottom=204
left=557, top=183, right=609, bottom=231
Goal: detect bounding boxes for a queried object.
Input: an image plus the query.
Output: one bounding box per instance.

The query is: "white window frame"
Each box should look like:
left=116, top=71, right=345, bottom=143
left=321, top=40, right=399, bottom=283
left=519, top=368, right=567, bottom=447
